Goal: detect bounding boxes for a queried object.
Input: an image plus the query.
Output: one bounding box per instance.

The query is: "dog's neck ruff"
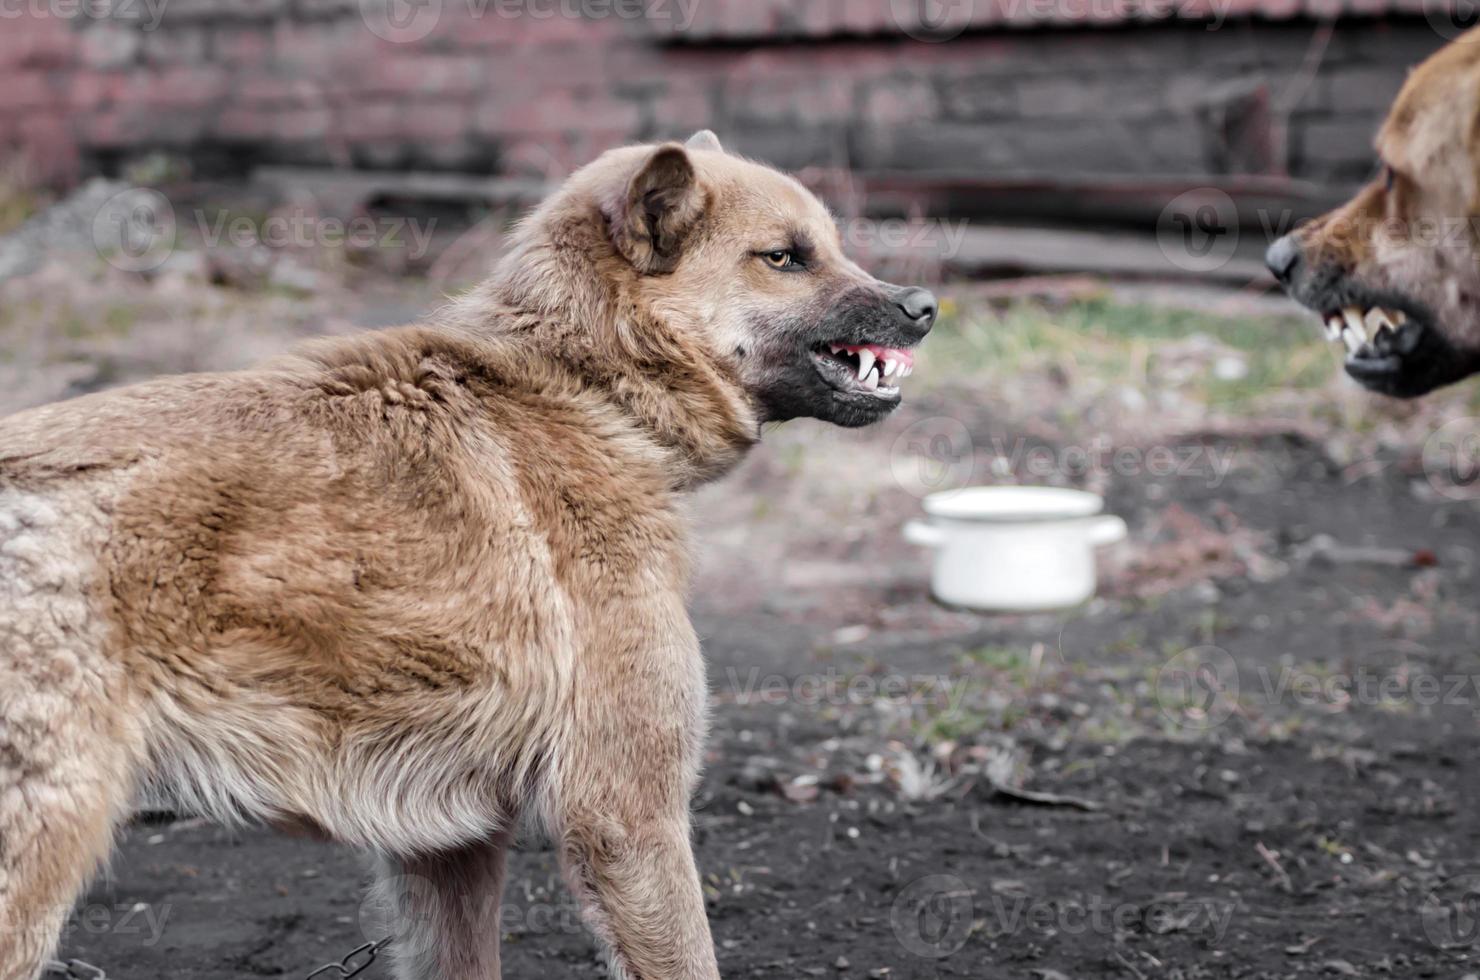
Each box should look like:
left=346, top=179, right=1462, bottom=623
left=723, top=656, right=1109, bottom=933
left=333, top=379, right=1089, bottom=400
left=446, top=242, right=759, bottom=491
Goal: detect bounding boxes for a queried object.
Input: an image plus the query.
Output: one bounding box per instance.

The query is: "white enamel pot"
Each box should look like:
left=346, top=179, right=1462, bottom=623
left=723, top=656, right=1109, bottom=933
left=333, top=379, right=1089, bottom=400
left=903, top=486, right=1127, bottom=611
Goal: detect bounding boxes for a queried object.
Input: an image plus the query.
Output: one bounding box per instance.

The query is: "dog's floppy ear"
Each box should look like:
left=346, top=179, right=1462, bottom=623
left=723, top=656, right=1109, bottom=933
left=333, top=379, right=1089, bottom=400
left=686, top=129, right=723, bottom=153
left=612, top=144, right=706, bottom=275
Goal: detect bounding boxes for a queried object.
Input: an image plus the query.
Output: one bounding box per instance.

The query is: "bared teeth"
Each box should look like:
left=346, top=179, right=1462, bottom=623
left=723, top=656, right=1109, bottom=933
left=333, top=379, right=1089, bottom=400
left=821, top=343, right=915, bottom=389
left=1318, top=306, right=1410, bottom=355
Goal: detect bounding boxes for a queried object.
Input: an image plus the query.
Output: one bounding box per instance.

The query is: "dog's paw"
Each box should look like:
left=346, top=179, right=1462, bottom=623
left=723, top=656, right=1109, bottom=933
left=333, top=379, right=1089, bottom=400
left=1344, top=318, right=1480, bottom=399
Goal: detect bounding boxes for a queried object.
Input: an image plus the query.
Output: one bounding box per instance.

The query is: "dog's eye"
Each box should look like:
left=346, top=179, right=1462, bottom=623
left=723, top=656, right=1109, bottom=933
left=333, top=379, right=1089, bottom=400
left=761, top=250, right=796, bottom=269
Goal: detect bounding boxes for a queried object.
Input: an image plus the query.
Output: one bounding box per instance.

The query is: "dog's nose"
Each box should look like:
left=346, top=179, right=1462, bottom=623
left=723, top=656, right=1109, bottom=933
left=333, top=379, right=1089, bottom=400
left=1265, top=235, right=1302, bottom=283
left=895, top=287, right=938, bottom=328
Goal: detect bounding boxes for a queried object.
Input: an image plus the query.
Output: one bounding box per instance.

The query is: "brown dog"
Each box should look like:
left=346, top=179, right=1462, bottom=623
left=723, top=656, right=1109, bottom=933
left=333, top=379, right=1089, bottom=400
left=0, top=131, right=935, bottom=980
left=1267, top=30, right=1480, bottom=397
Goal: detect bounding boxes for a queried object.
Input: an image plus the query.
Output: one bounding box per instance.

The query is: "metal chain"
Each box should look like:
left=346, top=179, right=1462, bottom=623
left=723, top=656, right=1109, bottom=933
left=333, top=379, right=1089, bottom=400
left=43, top=935, right=392, bottom=980
left=304, top=936, right=395, bottom=980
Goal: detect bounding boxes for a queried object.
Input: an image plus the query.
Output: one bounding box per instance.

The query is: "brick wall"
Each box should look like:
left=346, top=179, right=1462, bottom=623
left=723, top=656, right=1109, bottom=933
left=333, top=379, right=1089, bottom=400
left=0, top=3, right=1455, bottom=212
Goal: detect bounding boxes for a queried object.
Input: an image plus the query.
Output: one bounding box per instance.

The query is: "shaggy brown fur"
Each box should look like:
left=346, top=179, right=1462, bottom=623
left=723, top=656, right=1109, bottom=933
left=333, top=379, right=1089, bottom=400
left=1268, top=30, right=1480, bottom=397
left=0, top=133, right=934, bottom=980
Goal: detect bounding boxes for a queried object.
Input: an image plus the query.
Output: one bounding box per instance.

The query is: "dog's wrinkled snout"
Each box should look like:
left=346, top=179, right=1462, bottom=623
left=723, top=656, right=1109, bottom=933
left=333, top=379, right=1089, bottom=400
left=1265, top=235, right=1302, bottom=284
left=892, top=286, right=938, bottom=336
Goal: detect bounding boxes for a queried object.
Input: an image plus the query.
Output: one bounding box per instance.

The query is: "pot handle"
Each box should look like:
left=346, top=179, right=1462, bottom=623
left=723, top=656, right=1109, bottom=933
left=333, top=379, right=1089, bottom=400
left=902, top=520, right=946, bottom=548
left=1089, top=514, right=1128, bottom=547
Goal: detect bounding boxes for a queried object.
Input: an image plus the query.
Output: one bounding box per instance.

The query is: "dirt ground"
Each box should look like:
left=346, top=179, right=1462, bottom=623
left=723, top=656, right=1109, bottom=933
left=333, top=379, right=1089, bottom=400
left=61, top=437, right=1480, bottom=980
left=8, top=209, right=1480, bottom=978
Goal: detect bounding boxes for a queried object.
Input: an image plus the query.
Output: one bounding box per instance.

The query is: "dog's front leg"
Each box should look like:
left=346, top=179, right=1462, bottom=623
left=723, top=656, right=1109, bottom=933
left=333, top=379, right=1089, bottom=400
left=559, top=793, right=717, bottom=980
left=556, top=624, right=719, bottom=980
left=373, top=828, right=513, bottom=980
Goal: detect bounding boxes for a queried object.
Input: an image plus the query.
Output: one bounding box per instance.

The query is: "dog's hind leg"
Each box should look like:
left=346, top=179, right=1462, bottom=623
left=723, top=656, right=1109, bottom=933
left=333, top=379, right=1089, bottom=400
left=0, top=672, right=141, bottom=980
left=372, top=828, right=514, bottom=980
left=0, top=490, right=143, bottom=980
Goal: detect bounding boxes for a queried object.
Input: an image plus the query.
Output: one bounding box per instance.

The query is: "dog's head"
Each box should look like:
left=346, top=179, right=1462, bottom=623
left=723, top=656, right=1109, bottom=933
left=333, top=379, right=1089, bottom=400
left=515, top=132, right=936, bottom=428
left=1266, top=31, right=1480, bottom=397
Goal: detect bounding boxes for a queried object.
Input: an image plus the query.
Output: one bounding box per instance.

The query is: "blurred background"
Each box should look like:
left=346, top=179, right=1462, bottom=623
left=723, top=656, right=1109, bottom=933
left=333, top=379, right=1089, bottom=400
left=6, top=3, right=1480, bottom=979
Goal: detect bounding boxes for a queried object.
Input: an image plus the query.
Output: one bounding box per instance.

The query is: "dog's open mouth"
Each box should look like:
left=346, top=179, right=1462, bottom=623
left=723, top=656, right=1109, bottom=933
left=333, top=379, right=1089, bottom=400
left=1318, top=305, right=1409, bottom=356
left=811, top=342, right=916, bottom=398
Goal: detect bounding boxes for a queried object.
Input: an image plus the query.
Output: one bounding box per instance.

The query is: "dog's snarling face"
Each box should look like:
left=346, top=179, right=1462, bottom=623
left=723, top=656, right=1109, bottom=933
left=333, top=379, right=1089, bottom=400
left=582, top=132, right=937, bottom=427
left=1267, top=31, right=1480, bottom=398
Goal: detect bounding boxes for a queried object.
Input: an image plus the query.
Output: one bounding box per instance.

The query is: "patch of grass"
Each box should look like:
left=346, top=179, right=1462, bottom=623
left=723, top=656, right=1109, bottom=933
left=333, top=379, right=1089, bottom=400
left=962, top=645, right=1028, bottom=671
left=0, top=162, right=42, bottom=237
left=59, top=311, right=91, bottom=340
left=103, top=304, right=140, bottom=336
left=915, top=705, right=1000, bottom=744
left=922, top=296, right=1336, bottom=410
